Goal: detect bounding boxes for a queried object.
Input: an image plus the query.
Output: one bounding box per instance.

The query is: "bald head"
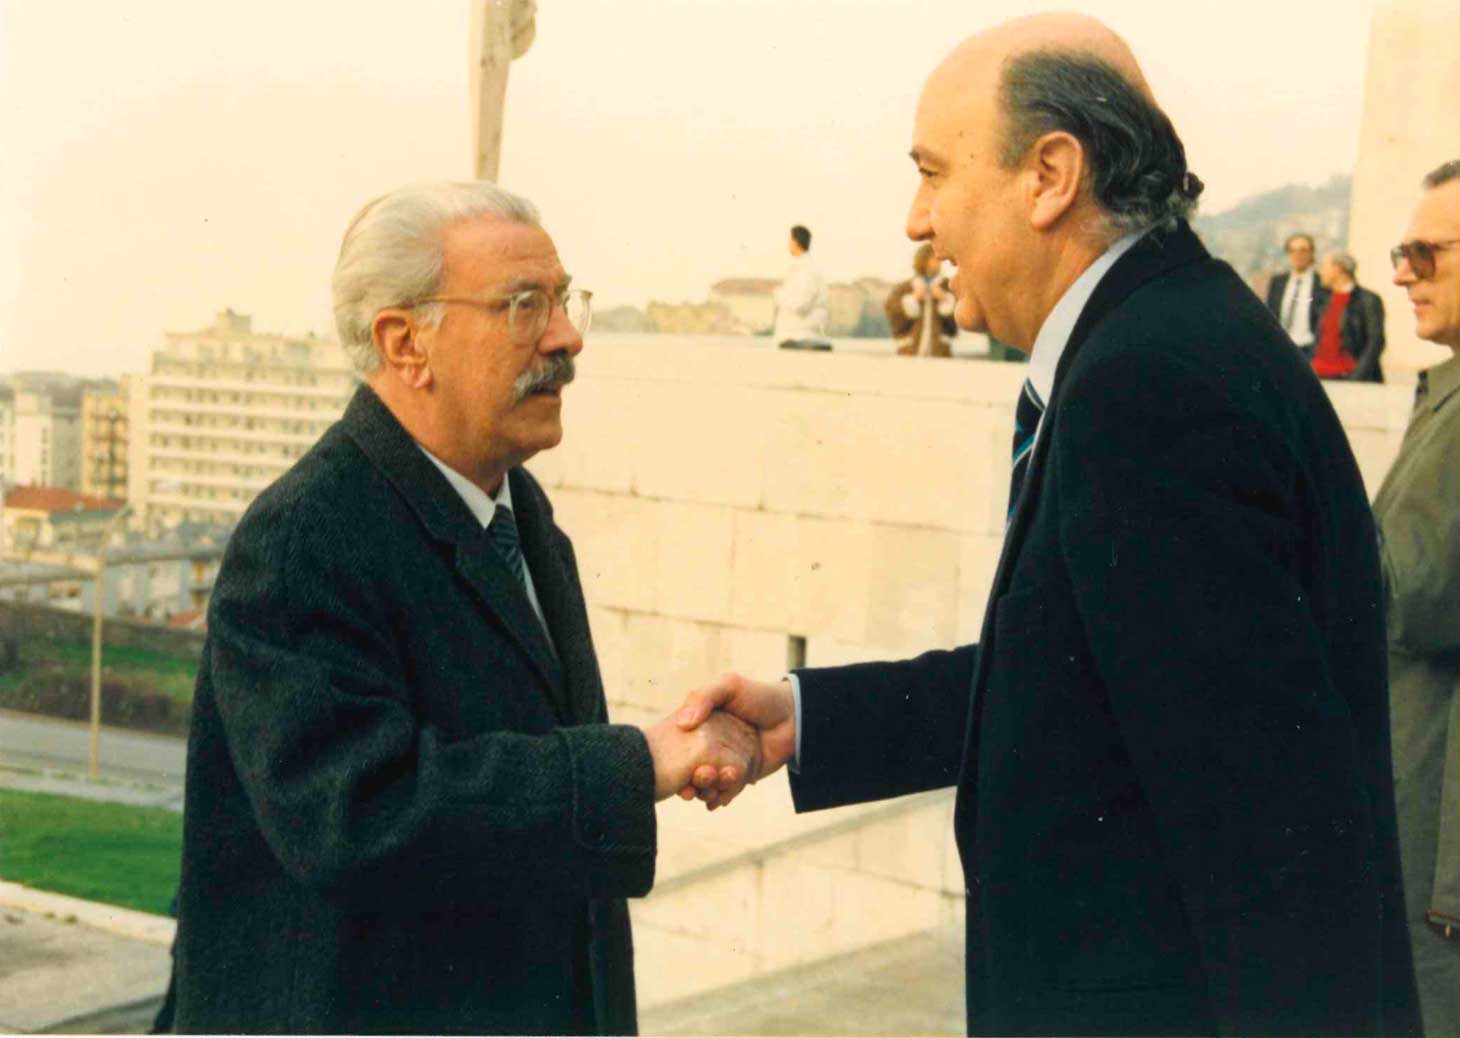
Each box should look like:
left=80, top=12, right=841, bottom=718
left=903, top=13, right=1200, bottom=348
left=935, top=13, right=1153, bottom=103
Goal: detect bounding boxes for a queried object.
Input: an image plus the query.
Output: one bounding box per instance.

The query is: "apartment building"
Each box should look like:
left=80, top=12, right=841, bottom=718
left=128, top=309, right=356, bottom=525
left=80, top=379, right=130, bottom=500
left=0, top=386, right=13, bottom=488
left=10, top=385, right=82, bottom=490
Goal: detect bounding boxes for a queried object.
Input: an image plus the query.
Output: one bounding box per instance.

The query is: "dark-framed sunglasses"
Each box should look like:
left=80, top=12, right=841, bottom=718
left=1389, top=239, right=1460, bottom=280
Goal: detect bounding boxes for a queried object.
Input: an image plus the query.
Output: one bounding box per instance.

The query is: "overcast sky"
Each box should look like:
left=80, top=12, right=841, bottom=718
left=2, top=0, right=1377, bottom=377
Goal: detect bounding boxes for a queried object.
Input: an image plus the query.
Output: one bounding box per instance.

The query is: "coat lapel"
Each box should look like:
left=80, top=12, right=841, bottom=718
left=510, top=469, right=604, bottom=725
left=959, top=223, right=1212, bottom=777
left=339, top=386, right=568, bottom=713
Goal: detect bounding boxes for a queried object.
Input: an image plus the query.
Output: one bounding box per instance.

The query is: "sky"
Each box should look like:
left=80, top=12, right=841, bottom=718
left=1, top=0, right=1378, bottom=377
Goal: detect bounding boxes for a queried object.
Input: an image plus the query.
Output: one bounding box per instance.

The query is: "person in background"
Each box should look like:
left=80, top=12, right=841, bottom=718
left=1266, top=232, right=1328, bottom=356
left=887, top=242, right=957, bottom=356
left=772, top=224, right=829, bottom=348
left=1313, top=250, right=1386, bottom=381
left=1377, top=158, right=1460, bottom=1035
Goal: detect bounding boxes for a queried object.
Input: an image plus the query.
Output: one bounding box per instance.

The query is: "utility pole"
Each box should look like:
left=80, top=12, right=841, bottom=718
left=470, top=0, right=537, bottom=181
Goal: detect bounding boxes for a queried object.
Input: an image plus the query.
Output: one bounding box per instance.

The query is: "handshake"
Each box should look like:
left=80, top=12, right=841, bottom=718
left=639, top=673, right=797, bottom=810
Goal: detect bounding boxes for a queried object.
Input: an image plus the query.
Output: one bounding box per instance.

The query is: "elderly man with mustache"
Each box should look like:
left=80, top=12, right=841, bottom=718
left=169, top=181, right=759, bottom=1035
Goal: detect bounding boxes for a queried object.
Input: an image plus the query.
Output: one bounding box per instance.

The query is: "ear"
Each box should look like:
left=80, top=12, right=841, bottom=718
left=372, top=308, right=434, bottom=391
left=1025, top=131, right=1085, bottom=232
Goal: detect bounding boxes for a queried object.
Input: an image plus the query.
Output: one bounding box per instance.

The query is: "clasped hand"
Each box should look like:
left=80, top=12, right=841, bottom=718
left=641, top=672, right=797, bottom=811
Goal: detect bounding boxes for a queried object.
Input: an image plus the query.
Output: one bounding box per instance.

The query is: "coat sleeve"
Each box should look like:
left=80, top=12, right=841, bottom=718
left=1349, top=290, right=1386, bottom=382
left=1382, top=409, right=1460, bottom=658
left=204, top=493, right=657, bottom=903
left=884, top=282, right=915, bottom=338
left=788, top=645, right=977, bottom=812
left=1052, top=349, right=1389, bottom=1036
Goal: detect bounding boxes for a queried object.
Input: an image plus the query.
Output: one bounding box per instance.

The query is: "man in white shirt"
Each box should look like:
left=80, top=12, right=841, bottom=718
left=1265, top=232, right=1329, bottom=355
left=772, top=224, right=829, bottom=346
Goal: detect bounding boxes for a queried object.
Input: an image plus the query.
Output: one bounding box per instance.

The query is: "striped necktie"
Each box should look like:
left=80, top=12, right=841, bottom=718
left=488, top=503, right=529, bottom=589
left=1008, top=378, right=1046, bottom=522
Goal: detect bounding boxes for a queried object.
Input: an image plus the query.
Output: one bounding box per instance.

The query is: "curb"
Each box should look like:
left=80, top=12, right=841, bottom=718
left=0, top=881, right=175, bottom=946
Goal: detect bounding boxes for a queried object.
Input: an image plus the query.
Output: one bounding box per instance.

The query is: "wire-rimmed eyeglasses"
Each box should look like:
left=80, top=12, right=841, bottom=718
left=418, top=287, right=592, bottom=345
left=1389, top=239, right=1460, bottom=280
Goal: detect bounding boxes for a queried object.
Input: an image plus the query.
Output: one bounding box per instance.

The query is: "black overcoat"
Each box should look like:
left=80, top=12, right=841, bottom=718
left=174, top=386, right=655, bottom=1035
left=792, top=225, right=1420, bottom=1036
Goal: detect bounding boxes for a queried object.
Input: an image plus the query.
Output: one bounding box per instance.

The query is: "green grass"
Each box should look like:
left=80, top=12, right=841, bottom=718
left=0, top=788, right=181, bottom=915
left=0, top=636, right=197, bottom=705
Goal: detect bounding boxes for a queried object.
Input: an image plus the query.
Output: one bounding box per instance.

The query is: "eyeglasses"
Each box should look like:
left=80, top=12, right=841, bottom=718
left=418, top=287, right=592, bottom=345
left=1389, top=239, right=1460, bottom=280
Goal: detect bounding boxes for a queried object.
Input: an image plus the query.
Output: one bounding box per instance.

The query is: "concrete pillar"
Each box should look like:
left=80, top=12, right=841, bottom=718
left=1347, top=0, right=1460, bottom=381
left=470, top=0, right=537, bottom=182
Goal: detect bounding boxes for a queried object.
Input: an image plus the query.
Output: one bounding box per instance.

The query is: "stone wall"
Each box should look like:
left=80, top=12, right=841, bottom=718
left=528, top=338, right=1412, bottom=731
left=0, top=601, right=205, bottom=661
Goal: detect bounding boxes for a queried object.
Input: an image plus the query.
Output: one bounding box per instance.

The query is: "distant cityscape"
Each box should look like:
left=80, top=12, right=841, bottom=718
left=0, top=175, right=1353, bottom=626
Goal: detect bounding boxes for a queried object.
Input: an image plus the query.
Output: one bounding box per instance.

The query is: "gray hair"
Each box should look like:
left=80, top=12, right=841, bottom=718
left=1422, top=160, right=1460, bottom=190
left=331, top=181, right=541, bottom=374
left=1327, top=251, right=1357, bottom=278
left=997, top=49, right=1203, bottom=240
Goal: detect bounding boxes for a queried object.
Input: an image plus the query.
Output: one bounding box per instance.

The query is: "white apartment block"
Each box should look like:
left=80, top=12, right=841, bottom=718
left=0, top=391, right=13, bottom=488
left=11, top=388, right=82, bottom=490
left=128, top=309, right=357, bottom=525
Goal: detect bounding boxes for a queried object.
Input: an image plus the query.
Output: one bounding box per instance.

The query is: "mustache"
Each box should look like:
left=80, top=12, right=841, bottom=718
left=511, top=351, right=576, bottom=403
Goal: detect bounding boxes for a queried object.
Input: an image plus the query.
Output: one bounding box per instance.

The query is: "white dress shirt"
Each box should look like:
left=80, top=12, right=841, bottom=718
left=786, top=229, right=1146, bottom=769
left=772, top=253, right=829, bottom=341
left=1279, top=268, right=1317, bottom=347
left=418, top=446, right=554, bottom=647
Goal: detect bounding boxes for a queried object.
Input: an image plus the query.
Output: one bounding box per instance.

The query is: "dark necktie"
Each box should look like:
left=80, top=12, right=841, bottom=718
left=1008, top=378, right=1046, bottom=522
left=489, top=503, right=529, bottom=589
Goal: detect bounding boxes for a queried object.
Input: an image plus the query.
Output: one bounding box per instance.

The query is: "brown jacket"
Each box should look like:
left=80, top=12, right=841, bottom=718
left=886, top=277, right=956, bottom=356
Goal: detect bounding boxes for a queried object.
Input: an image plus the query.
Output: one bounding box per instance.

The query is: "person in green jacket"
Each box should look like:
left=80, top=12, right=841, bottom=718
left=1378, top=158, right=1460, bottom=1036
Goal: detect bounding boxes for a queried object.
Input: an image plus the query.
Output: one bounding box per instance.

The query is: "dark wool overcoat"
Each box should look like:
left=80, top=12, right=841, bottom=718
left=173, top=386, right=655, bottom=1035
left=792, top=224, right=1421, bottom=1036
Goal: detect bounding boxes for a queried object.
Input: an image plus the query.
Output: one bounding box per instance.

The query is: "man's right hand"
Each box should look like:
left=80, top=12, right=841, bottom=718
left=675, top=673, right=797, bottom=803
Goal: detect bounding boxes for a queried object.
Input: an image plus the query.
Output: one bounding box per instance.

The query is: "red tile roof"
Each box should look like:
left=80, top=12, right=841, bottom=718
left=4, top=486, right=126, bottom=515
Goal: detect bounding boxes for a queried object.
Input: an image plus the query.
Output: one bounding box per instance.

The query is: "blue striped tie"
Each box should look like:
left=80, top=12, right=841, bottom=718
left=1008, top=379, right=1046, bottom=522
left=489, top=503, right=529, bottom=588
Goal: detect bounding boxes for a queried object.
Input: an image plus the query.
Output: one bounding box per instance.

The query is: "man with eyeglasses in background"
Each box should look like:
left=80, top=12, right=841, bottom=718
left=1376, top=159, right=1460, bottom=1036
left=169, top=181, right=760, bottom=1034
left=1266, top=231, right=1329, bottom=357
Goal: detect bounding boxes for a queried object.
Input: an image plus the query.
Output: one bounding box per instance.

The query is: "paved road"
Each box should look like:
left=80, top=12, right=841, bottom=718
left=0, top=715, right=186, bottom=788
left=0, top=907, right=170, bottom=1034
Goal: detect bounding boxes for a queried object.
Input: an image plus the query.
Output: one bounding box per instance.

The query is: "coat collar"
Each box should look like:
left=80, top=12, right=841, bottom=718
left=958, top=222, right=1212, bottom=794
left=1003, top=222, right=1210, bottom=552
left=1418, top=351, right=1460, bottom=414
left=339, top=385, right=483, bottom=547
left=339, top=385, right=569, bottom=713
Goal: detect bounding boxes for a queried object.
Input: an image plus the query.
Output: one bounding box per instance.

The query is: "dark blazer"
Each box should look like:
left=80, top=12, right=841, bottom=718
left=1332, top=284, right=1387, bottom=383
left=792, top=225, right=1419, bottom=1036
left=173, top=386, right=656, bottom=1035
left=1266, top=269, right=1329, bottom=346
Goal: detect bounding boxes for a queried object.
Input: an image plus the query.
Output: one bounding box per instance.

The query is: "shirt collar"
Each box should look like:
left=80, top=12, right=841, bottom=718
left=1419, top=351, right=1460, bottom=413
left=1025, top=230, right=1145, bottom=407
left=418, top=445, right=510, bottom=528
